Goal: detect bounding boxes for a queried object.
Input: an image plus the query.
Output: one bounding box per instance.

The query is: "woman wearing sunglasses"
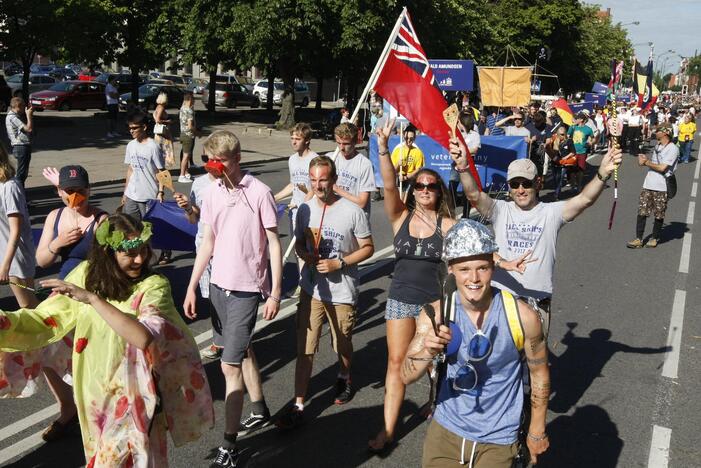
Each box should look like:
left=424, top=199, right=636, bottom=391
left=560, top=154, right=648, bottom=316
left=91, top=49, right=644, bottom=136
left=368, top=118, right=455, bottom=454
left=401, top=219, right=550, bottom=467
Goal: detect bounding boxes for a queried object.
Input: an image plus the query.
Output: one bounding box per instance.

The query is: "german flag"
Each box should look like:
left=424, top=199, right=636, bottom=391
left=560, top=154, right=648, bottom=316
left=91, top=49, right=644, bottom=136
left=551, top=98, right=574, bottom=126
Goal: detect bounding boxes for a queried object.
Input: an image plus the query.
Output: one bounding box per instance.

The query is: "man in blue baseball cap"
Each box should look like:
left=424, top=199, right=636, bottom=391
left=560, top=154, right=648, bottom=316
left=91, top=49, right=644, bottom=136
left=401, top=219, right=550, bottom=467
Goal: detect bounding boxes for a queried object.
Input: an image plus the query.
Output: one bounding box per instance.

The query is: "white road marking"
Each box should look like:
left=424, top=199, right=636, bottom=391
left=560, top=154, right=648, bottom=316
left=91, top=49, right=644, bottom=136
left=678, top=233, right=692, bottom=274
left=0, top=245, right=396, bottom=464
left=695, top=158, right=701, bottom=180
left=691, top=182, right=698, bottom=198
left=0, top=404, right=58, bottom=444
left=0, top=432, right=44, bottom=465
left=686, top=201, right=695, bottom=225
left=647, top=425, right=671, bottom=468
left=661, top=290, right=686, bottom=379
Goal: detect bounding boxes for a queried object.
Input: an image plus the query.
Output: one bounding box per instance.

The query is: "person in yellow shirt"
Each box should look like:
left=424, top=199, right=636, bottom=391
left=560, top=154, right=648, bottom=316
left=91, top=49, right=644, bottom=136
left=391, top=126, right=425, bottom=183
left=678, top=113, right=696, bottom=163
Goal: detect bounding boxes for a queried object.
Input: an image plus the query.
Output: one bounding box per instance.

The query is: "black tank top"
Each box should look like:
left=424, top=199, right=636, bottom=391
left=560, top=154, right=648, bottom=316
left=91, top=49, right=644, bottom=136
left=388, top=211, right=444, bottom=304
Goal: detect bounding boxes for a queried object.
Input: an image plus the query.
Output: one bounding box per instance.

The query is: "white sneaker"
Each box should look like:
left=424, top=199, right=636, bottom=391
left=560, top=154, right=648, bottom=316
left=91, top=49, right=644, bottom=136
left=178, top=175, right=193, bottom=183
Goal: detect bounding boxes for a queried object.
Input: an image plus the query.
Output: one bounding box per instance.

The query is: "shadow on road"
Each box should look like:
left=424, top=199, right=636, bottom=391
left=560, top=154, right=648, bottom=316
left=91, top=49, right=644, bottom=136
left=539, top=404, right=622, bottom=468
left=549, top=322, right=670, bottom=415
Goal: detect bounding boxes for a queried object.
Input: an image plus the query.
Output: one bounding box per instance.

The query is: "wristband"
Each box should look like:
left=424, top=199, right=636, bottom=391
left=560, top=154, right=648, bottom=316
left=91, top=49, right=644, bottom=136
left=48, top=241, right=58, bottom=256
left=269, top=296, right=281, bottom=303
left=527, top=432, right=548, bottom=442
left=596, top=171, right=611, bottom=182
left=455, top=166, right=470, bottom=173
left=158, top=190, right=164, bottom=194
left=379, top=150, right=390, bottom=157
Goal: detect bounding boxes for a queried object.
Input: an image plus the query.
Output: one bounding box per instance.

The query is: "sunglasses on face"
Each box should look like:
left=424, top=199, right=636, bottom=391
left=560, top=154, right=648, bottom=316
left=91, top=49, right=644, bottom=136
left=508, top=179, right=535, bottom=190
left=128, top=125, right=144, bottom=131
left=414, top=182, right=440, bottom=192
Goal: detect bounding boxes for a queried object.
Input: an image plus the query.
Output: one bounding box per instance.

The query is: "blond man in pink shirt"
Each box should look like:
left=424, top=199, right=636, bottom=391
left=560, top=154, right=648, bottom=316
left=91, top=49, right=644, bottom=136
left=184, top=130, right=282, bottom=468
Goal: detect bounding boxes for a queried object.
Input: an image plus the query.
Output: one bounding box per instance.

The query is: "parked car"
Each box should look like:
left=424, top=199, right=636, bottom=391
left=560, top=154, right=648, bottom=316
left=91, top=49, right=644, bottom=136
left=49, top=69, right=78, bottom=82
left=255, top=80, right=310, bottom=107
left=186, top=78, right=208, bottom=95
left=95, top=73, right=145, bottom=94
left=7, top=74, right=58, bottom=97
left=149, top=72, right=187, bottom=88
left=215, top=75, right=240, bottom=85
left=0, top=75, right=11, bottom=112
left=30, top=63, right=56, bottom=74
left=237, top=76, right=255, bottom=92
left=118, top=84, right=184, bottom=111
left=3, top=63, right=22, bottom=77
left=78, top=70, right=100, bottom=81
left=202, top=83, right=260, bottom=110
left=29, top=81, right=106, bottom=111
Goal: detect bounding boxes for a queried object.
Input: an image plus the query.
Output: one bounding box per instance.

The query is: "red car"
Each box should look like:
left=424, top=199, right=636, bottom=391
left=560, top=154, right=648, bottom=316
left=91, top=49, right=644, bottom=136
left=29, top=81, right=106, bottom=111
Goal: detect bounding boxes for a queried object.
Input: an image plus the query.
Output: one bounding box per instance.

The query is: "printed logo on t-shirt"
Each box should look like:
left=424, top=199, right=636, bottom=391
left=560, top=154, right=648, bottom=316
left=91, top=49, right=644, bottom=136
left=305, top=226, right=345, bottom=258
left=505, top=222, right=544, bottom=255
left=337, top=170, right=358, bottom=193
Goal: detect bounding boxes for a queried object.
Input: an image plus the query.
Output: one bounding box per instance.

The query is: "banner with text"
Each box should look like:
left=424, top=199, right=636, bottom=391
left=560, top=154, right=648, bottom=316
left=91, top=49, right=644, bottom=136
left=368, top=134, right=527, bottom=190
left=428, top=60, right=475, bottom=91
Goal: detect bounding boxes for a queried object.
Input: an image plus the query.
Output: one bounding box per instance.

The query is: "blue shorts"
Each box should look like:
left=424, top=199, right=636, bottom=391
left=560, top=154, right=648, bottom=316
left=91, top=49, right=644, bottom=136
left=385, top=298, right=423, bottom=320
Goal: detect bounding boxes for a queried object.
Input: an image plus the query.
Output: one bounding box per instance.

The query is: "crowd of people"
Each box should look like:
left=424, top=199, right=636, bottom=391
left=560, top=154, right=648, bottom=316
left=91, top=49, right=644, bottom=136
left=0, top=82, right=697, bottom=468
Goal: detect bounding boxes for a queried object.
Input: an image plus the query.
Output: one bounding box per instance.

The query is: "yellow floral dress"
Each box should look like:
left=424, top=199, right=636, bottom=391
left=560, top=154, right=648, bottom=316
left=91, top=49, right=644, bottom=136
left=0, top=262, right=214, bottom=467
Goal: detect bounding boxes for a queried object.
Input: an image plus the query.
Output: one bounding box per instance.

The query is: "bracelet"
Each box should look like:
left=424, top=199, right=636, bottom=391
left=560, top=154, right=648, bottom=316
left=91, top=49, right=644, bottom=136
left=495, top=258, right=503, bottom=269
left=527, top=432, right=548, bottom=442
left=455, top=166, right=470, bottom=173
left=158, top=191, right=164, bottom=194
left=408, top=354, right=435, bottom=362
left=185, top=206, right=193, bottom=214
left=269, top=296, right=281, bottom=303
left=48, top=241, right=58, bottom=256
left=596, top=171, right=611, bottom=182
left=379, top=150, right=390, bottom=157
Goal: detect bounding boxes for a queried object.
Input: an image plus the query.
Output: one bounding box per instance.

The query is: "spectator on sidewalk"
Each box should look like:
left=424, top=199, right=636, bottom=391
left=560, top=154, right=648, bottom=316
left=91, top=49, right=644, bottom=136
left=105, top=76, right=120, bottom=138
left=5, top=97, right=33, bottom=187
left=178, top=92, right=197, bottom=182
left=153, top=92, right=175, bottom=168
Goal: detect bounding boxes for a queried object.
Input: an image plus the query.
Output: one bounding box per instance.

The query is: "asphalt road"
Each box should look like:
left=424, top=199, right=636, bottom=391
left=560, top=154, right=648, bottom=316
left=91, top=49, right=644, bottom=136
left=1, top=136, right=700, bottom=467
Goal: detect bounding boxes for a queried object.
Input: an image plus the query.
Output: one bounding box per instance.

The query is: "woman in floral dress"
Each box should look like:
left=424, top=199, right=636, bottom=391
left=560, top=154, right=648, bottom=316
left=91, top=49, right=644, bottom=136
left=0, top=213, right=213, bottom=467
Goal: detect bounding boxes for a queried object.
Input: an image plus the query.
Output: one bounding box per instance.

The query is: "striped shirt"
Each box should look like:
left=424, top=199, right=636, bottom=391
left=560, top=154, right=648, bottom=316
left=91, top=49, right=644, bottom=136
left=486, top=113, right=505, bottom=136
left=5, top=111, right=31, bottom=146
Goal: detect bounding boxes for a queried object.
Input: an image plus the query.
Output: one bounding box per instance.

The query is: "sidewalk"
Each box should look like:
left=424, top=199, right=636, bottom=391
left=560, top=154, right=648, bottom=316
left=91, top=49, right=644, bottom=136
left=21, top=109, right=341, bottom=193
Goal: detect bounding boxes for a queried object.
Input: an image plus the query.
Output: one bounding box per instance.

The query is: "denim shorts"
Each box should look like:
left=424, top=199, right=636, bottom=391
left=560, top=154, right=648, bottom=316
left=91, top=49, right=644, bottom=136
left=385, top=298, right=423, bottom=320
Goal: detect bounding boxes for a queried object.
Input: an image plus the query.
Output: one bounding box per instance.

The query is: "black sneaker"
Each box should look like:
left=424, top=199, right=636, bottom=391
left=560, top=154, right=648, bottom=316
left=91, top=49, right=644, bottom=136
left=210, top=446, right=239, bottom=468
left=238, top=410, right=271, bottom=435
left=275, top=405, right=304, bottom=430
left=334, top=378, right=354, bottom=405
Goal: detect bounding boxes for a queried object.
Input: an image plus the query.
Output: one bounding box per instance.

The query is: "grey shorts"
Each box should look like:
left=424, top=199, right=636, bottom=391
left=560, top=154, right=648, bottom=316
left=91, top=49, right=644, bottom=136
left=122, top=197, right=149, bottom=221
left=385, top=298, right=423, bottom=320
left=209, top=284, right=260, bottom=365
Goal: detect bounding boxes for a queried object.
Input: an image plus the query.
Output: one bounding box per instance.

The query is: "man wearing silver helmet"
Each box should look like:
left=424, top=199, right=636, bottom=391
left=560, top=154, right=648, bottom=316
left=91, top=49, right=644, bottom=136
left=401, top=219, right=550, bottom=467
left=449, top=138, right=622, bottom=336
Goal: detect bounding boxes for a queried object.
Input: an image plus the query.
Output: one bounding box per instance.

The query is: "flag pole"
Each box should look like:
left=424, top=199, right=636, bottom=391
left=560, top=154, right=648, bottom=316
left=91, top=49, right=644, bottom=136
left=349, top=7, right=407, bottom=124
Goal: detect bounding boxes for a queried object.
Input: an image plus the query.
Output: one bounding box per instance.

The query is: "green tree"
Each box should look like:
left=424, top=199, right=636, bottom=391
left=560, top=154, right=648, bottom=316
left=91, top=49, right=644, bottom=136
left=0, top=0, right=63, bottom=100
left=238, top=0, right=326, bottom=128
left=175, top=0, right=242, bottom=113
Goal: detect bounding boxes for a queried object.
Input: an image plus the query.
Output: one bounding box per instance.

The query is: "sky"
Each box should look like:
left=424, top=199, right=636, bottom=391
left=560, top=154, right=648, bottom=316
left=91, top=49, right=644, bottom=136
left=592, top=0, right=700, bottom=75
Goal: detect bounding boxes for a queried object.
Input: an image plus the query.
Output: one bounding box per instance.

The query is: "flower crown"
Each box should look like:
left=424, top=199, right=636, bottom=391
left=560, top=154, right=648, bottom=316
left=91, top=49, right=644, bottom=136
left=95, top=220, right=153, bottom=251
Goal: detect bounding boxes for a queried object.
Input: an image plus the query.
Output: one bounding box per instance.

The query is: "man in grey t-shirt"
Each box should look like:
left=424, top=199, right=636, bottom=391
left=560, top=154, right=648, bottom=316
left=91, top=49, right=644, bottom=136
left=327, top=122, right=376, bottom=216
left=276, top=155, right=373, bottom=429
left=450, top=139, right=621, bottom=335
left=627, top=125, right=679, bottom=249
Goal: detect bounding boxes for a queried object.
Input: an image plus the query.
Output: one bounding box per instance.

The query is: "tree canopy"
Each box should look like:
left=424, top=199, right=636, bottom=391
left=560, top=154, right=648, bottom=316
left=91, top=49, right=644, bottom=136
left=1, top=0, right=634, bottom=121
